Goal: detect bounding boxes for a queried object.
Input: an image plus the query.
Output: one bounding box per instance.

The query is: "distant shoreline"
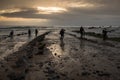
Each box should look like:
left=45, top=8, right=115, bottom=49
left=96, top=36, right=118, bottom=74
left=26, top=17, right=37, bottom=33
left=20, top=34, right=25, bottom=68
left=73, top=30, right=120, bottom=42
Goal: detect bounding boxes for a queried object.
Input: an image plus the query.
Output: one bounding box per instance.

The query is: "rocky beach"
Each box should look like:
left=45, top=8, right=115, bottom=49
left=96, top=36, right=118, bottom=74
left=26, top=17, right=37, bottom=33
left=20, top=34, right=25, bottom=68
left=0, top=30, right=120, bottom=80
left=0, top=0, right=120, bottom=79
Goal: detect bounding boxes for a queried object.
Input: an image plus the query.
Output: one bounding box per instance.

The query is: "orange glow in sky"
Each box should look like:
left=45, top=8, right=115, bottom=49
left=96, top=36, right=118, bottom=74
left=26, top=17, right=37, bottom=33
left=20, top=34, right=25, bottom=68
left=37, top=7, right=67, bottom=14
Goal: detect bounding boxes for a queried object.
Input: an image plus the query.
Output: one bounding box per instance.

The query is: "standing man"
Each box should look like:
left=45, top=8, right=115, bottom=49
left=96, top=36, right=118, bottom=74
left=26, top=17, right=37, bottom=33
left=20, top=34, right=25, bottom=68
left=59, top=29, right=65, bottom=40
left=102, top=28, right=108, bottom=41
left=35, top=29, right=38, bottom=37
left=28, top=29, right=31, bottom=37
left=9, top=30, right=14, bottom=39
left=80, top=26, right=85, bottom=39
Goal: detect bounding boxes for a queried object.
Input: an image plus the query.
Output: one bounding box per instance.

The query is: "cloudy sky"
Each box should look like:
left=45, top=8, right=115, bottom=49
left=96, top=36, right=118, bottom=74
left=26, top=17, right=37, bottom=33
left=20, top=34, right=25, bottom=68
left=0, top=0, right=120, bottom=26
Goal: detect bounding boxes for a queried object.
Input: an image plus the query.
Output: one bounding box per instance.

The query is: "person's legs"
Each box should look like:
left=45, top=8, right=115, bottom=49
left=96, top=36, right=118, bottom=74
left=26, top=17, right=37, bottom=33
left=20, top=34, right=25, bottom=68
left=60, top=34, right=64, bottom=40
left=80, top=33, right=83, bottom=39
left=35, top=33, right=37, bottom=37
left=103, top=35, right=106, bottom=40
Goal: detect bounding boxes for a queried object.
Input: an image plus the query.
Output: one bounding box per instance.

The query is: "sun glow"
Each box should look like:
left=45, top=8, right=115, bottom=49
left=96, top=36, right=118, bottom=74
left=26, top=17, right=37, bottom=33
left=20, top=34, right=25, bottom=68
left=0, top=9, right=21, bottom=14
left=69, top=3, right=95, bottom=8
left=0, top=16, right=48, bottom=22
left=37, top=7, right=67, bottom=14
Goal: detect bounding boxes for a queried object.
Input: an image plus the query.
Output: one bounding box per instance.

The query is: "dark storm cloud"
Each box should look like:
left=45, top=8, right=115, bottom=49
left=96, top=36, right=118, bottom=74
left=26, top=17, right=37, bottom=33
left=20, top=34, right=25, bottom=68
left=0, top=8, right=65, bottom=20
left=66, top=0, right=120, bottom=16
left=0, top=0, right=120, bottom=17
left=0, top=0, right=120, bottom=25
left=1, top=6, right=120, bottom=20
left=0, top=0, right=35, bottom=9
left=68, top=7, right=120, bottom=16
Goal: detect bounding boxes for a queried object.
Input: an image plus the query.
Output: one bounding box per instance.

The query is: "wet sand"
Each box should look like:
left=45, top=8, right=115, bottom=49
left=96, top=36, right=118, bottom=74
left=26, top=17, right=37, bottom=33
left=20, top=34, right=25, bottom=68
left=0, top=31, right=120, bottom=80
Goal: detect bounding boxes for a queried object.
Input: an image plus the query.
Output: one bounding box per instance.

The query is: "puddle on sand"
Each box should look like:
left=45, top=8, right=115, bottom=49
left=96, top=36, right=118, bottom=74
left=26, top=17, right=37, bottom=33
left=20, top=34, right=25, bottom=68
left=45, top=31, right=71, bottom=59
left=47, top=41, right=65, bottom=58
left=45, top=31, right=81, bottom=62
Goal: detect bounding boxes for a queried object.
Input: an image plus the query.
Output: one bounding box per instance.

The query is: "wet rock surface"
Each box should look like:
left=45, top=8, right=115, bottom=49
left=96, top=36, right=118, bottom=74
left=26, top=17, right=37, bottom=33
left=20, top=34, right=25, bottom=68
left=0, top=31, right=120, bottom=80
left=0, top=32, right=50, bottom=80
left=40, top=31, right=120, bottom=80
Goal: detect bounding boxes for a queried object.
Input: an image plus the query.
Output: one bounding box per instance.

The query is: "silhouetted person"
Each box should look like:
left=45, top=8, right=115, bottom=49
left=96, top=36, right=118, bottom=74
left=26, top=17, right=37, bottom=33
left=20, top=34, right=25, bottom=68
left=9, top=30, right=14, bottom=39
left=102, top=28, right=108, bottom=41
left=35, top=29, right=38, bottom=37
left=60, top=29, right=65, bottom=40
left=28, top=29, right=31, bottom=37
left=80, top=26, right=85, bottom=39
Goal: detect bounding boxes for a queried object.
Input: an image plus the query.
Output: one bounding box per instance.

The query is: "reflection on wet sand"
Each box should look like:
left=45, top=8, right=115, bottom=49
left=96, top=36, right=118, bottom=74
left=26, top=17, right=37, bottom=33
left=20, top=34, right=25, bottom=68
left=46, top=34, right=66, bottom=58
left=28, top=35, right=32, bottom=41
left=48, top=43, right=63, bottom=58
left=80, top=39, right=85, bottom=49
left=60, top=38, right=65, bottom=51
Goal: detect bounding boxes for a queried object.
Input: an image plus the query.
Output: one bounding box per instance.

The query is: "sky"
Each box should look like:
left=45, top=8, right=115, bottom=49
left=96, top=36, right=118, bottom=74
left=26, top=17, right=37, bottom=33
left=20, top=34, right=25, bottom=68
left=0, top=0, right=120, bottom=26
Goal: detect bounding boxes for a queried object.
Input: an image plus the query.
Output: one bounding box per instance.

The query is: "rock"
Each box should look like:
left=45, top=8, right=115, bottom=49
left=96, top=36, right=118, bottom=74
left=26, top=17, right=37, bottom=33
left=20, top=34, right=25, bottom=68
left=58, top=55, right=61, bottom=58
left=38, top=43, right=45, bottom=50
left=93, top=64, right=95, bottom=67
left=25, top=68, right=29, bottom=73
left=97, top=72, right=111, bottom=77
left=48, top=69, right=55, bottom=74
left=36, top=50, right=44, bottom=55
left=93, top=54, right=97, bottom=57
left=54, top=53, right=57, bottom=56
left=7, top=72, right=25, bottom=80
left=81, top=72, right=91, bottom=76
left=117, top=66, right=120, bottom=69
left=93, top=72, right=96, bottom=74
left=5, top=68, right=8, bottom=72
left=60, top=73, right=66, bottom=77
left=96, top=70, right=100, bottom=73
left=39, top=62, right=43, bottom=68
